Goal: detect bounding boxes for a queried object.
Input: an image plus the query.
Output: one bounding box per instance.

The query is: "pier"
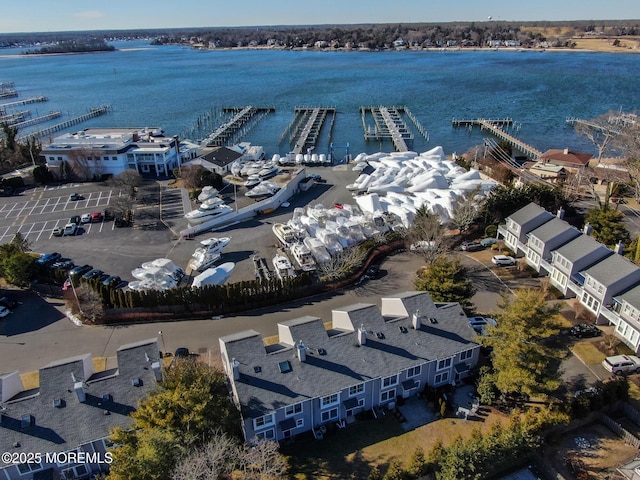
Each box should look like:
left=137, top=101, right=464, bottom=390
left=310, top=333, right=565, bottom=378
left=17, top=105, right=111, bottom=142
left=285, top=106, right=336, bottom=155
left=566, top=117, right=623, bottom=135
left=202, top=106, right=274, bottom=147
left=452, top=118, right=542, bottom=159
left=12, top=111, right=61, bottom=129
left=360, top=105, right=416, bottom=152
left=0, top=110, right=30, bottom=124
left=0, top=96, right=48, bottom=111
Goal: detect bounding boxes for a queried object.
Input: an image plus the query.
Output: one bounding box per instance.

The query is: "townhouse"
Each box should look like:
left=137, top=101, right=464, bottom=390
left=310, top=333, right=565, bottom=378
left=499, top=202, right=640, bottom=354
left=219, top=291, right=480, bottom=443
left=0, top=339, right=162, bottom=480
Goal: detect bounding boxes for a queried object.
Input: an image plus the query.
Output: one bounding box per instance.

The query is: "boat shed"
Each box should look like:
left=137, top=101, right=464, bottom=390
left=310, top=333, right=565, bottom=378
left=194, top=146, right=243, bottom=174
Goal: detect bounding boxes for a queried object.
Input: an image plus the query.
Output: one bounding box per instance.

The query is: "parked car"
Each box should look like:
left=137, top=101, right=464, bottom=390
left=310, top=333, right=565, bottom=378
left=0, top=295, right=18, bottom=309
left=602, top=355, right=640, bottom=375
left=102, top=275, right=121, bottom=287
left=460, top=241, right=483, bottom=252
left=492, top=255, right=516, bottom=266
left=52, top=259, right=74, bottom=270
left=80, top=213, right=92, bottom=224
left=0, top=306, right=10, bottom=318
left=63, top=223, right=77, bottom=236
left=570, top=324, right=602, bottom=338
left=480, top=237, right=499, bottom=247
left=52, top=227, right=64, bottom=237
left=82, top=269, right=104, bottom=280
left=90, top=212, right=103, bottom=223
left=69, top=193, right=83, bottom=201
left=70, top=215, right=81, bottom=225
left=36, top=252, right=62, bottom=266
left=69, top=264, right=93, bottom=277
left=467, top=316, right=497, bottom=334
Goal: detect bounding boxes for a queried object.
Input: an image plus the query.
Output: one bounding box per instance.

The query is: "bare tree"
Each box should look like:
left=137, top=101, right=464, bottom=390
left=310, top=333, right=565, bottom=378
left=67, top=147, right=100, bottom=181
left=407, top=206, right=449, bottom=265
left=109, top=169, right=142, bottom=197
left=172, top=431, right=241, bottom=480
left=239, top=440, right=288, bottom=480
left=316, top=245, right=367, bottom=282
left=574, top=111, right=622, bottom=164
left=450, top=186, right=483, bottom=233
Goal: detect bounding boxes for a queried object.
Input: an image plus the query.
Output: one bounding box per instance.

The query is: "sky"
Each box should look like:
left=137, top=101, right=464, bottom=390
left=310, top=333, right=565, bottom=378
left=1, top=0, right=639, bottom=34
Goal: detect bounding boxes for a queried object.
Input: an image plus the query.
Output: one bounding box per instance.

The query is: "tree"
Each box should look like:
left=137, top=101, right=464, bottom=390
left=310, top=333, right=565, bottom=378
left=574, top=111, right=621, bottom=163
left=450, top=186, right=483, bottom=233
left=480, top=289, right=562, bottom=397
left=109, top=169, right=143, bottom=196
left=316, top=245, right=367, bottom=282
left=407, top=206, right=449, bottom=264
left=414, top=255, right=475, bottom=312
left=481, top=183, right=566, bottom=224
left=107, top=361, right=242, bottom=480
left=10, top=232, right=31, bottom=253
left=32, top=164, right=54, bottom=184
left=171, top=431, right=240, bottom=480
left=406, top=446, right=428, bottom=478
left=584, top=205, right=630, bottom=248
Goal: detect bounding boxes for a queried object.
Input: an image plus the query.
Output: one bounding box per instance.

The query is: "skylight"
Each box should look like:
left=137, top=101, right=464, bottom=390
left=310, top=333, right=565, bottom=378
left=278, top=360, right=292, bottom=373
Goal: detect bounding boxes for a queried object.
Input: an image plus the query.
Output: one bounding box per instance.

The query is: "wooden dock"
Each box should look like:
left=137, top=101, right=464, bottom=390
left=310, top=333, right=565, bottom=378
left=360, top=105, right=416, bottom=152
left=202, top=106, right=274, bottom=147
left=12, top=111, right=61, bottom=129
left=17, top=105, right=111, bottom=142
left=0, top=96, right=48, bottom=111
left=452, top=118, right=542, bottom=159
left=286, top=106, right=336, bottom=155
left=0, top=110, right=30, bottom=124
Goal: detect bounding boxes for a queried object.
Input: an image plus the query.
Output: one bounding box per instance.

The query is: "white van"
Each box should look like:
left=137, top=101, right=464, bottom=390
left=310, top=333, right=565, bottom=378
left=602, top=355, right=640, bottom=375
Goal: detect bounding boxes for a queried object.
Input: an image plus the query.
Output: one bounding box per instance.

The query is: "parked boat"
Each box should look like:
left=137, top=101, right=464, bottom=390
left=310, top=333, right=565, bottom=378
left=191, top=262, right=235, bottom=287
left=244, top=175, right=261, bottom=188
left=273, top=254, right=296, bottom=280
left=245, top=181, right=280, bottom=199
left=184, top=201, right=233, bottom=225
left=273, top=223, right=298, bottom=244
left=290, top=242, right=316, bottom=272
left=197, top=186, right=219, bottom=203
left=303, top=237, right=331, bottom=264
left=258, top=166, right=279, bottom=180
left=189, top=236, right=231, bottom=272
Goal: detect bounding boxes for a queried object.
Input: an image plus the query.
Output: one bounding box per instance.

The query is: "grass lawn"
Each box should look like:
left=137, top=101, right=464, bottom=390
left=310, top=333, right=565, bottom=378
left=571, top=342, right=605, bottom=365
left=283, top=409, right=507, bottom=479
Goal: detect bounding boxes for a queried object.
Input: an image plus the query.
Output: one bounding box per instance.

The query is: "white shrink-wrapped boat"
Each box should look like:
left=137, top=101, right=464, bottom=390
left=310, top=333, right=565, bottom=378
left=192, top=262, right=235, bottom=288
left=304, top=237, right=331, bottom=264
left=316, top=229, right=343, bottom=255
left=197, top=186, right=219, bottom=202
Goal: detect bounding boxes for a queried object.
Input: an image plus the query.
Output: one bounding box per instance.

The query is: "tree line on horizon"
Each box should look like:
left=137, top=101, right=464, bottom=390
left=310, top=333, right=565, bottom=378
left=1, top=19, right=639, bottom=49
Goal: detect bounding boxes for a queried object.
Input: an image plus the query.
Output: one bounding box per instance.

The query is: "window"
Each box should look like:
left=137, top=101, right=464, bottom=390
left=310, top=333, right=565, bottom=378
left=349, top=383, right=364, bottom=396
left=49, top=156, right=55, bottom=161
left=255, top=429, right=275, bottom=441
left=296, top=418, right=304, bottom=428
left=460, top=349, right=473, bottom=361
left=437, top=358, right=452, bottom=370
left=285, top=403, right=302, bottom=417
left=321, top=408, right=339, bottom=422
left=103, top=156, right=109, bottom=161
left=17, top=462, right=42, bottom=474
left=382, top=375, right=398, bottom=388
left=253, top=413, right=274, bottom=430
left=581, top=292, right=601, bottom=313
left=551, top=269, right=567, bottom=288
left=380, top=389, right=396, bottom=403
left=112, top=156, right=118, bottom=161
left=406, top=365, right=421, bottom=378
left=434, top=372, right=449, bottom=384
left=321, top=393, right=339, bottom=408
left=57, top=156, right=63, bottom=161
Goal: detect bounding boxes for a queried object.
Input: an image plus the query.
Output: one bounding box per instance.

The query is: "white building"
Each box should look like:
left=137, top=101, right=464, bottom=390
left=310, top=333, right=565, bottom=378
left=41, top=128, right=198, bottom=179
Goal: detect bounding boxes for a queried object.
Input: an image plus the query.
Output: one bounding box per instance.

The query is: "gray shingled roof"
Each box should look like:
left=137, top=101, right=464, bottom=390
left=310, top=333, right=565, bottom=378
left=220, top=292, right=477, bottom=418
left=0, top=339, right=160, bottom=455
left=616, top=284, right=640, bottom=310
left=507, top=203, right=554, bottom=227
left=528, top=218, right=580, bottom=244
left=553, top=234, right=612, bottom=264
left=583, top=254, right=640, bottom=288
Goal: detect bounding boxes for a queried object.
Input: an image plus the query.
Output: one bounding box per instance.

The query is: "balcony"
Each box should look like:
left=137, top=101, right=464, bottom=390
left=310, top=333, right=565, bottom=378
left=539, top=258, right=553, bottom=274
left=599, top=305, right=620, bottom=326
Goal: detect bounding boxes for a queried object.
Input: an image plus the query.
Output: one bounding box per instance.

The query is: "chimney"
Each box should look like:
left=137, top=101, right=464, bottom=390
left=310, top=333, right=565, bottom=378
left=557, top=208, right=565, bottom=219
left=296, top=341, right=306, bottom=362
left=583, top=223, right=592, bottom=236
left=412, top=309, right=422, bottom=329
left=231, top=358, right=240, bottom=380
left=151, top=361, right=163, bottom=382
left=74, top=381, right=86, bottom=403
left=563, top=148, right=569, bottom=155
left=357, top=324, right=367, bottom=346
left=616, top=241, right=625, bottom=255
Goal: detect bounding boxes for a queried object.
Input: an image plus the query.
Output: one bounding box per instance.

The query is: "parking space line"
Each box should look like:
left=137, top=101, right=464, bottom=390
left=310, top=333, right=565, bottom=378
left=37, top=198, right=51, bottom=215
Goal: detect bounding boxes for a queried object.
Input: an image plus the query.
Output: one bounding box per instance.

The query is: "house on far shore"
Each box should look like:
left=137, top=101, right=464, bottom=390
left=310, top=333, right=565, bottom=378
left=219, top=291, right=480, bottom=444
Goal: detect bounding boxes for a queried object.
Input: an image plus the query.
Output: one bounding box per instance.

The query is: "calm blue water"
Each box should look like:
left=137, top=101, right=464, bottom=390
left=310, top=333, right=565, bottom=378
left=1, top=40, right=639, bottom=157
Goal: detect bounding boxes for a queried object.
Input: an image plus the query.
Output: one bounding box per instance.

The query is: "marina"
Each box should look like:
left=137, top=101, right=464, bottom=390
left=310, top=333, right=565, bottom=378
left=201, top=106, right=274, bottom=147
left=16, top=105, right=112, bottom=141
left=282, top=106, right=336, bottom=155
left=360, top=105, right=427, bottom=152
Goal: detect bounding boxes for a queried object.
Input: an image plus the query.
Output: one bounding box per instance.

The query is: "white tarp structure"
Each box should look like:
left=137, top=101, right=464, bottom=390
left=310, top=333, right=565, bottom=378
left=192, top=262, right=235, bottom=288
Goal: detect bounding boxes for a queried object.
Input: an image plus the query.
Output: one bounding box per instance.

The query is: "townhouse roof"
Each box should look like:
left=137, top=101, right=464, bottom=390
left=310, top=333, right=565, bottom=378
left=553, top=234, right=612, bottom=264
left=582, top=253, right=640, bottom=288
left=220, top=291, right=478, bottom=418
left=528, top=218, right=581, bottom=244
left=506, top=203, right=555, bottom=228
left=0, top=339, right=160, bottom=455
left=615, top=284, right=640, bottom=309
